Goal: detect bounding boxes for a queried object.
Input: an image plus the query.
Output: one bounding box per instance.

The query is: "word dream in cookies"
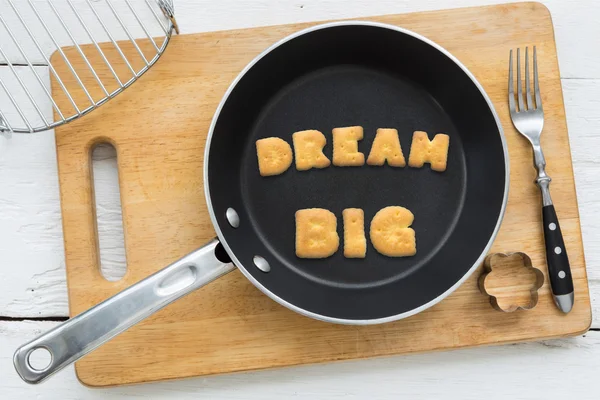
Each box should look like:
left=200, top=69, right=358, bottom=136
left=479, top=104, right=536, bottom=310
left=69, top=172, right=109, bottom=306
left=255, top=127, right=449, bottom=176
left=295, top=206, right=416, bottom=259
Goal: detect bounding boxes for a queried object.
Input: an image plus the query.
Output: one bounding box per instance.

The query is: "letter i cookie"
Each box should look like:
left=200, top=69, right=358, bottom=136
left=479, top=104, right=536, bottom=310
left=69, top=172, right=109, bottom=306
left=343, top=208, right=366, bottom=258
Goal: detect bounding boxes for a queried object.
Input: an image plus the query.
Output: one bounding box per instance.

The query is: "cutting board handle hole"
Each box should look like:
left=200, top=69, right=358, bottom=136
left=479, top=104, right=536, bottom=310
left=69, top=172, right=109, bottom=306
left=91, top=142, right=127, bottom=282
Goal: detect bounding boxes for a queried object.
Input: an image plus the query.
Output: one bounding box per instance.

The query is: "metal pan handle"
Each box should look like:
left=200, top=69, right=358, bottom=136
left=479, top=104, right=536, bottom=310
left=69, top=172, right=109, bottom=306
left=13, top=239, right=235, bottom=384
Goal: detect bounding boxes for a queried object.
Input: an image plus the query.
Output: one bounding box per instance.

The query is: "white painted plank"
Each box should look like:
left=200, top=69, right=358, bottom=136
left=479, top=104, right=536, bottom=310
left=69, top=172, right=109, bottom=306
left=0, top=0, right=170, bottom=65
left=0, top=1, right=599, bottom=78
left=2, top=320, right=600, bottom=399
left=0, top=66, right=53, bottom=132
left=0, top=124, right=125, bottom=317
left=0, top=67, right=66, bottom=317
left=171, top=0, right=600, bottom=79
left=565, top=79, right=600, bottom=280
left=563, top=79, right=600, bottom=323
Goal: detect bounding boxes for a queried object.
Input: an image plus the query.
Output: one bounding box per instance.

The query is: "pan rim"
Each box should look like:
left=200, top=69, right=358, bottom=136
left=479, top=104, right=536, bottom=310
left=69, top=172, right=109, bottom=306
left=204, top=20, right=510, bottom=325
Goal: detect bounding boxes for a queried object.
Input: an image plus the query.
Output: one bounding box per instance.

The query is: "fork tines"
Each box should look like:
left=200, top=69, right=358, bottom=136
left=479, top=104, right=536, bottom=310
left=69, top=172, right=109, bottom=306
left=509, top=46, right=543, bottom=113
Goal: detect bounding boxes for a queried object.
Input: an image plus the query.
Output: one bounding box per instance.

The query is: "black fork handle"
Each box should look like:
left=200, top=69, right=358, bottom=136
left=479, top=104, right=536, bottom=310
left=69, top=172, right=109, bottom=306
left=542, top=205, right=573, bottom=295
left=542, top=205, right=574, bottom=312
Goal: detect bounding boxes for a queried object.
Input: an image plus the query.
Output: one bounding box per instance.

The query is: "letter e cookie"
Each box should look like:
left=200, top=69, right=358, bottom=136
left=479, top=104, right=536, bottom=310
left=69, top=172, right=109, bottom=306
left=332, top=126, right=365, bottom=167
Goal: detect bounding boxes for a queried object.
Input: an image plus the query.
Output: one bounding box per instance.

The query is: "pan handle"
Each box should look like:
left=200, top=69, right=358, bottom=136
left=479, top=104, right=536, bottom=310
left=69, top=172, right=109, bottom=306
left=13, top=239, right=235, bottom=384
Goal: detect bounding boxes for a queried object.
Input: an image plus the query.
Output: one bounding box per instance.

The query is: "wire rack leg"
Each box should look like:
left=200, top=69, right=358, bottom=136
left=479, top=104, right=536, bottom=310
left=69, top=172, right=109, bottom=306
left=0, top=115, right=12, bottom=138
left=0, top=0, right=178, bottom=134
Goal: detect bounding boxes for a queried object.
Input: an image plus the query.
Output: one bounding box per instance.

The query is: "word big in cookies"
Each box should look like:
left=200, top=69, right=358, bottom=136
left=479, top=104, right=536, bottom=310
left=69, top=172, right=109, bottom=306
left=295, top=206, right=416, bottom=259
left=256, top=126, right=450, bottom=176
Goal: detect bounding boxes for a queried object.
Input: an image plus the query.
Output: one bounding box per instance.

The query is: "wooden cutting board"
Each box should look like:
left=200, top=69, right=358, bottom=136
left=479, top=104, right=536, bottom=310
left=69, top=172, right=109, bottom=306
left=52, top=1, right=591, bottom=387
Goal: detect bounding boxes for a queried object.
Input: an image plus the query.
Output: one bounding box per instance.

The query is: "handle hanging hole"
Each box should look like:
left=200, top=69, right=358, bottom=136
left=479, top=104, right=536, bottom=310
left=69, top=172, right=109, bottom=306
left=27, top=347, right=52, bottom=371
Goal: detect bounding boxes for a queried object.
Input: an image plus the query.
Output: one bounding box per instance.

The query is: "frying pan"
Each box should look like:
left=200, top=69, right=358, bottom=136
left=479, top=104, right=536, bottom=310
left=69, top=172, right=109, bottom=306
left=14, top=21, right=508, bottom=384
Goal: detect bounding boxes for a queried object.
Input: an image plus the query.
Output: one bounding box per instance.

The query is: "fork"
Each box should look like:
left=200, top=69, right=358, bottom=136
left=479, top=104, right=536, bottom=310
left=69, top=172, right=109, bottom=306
left=508, top=46, right=574, bottom=313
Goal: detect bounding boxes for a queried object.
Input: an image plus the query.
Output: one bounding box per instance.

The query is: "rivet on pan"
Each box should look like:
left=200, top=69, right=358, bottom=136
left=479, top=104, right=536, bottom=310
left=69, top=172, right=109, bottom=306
left=226, top=208, right=240, bottom=228
left=253, top=256, right=270, bottom=273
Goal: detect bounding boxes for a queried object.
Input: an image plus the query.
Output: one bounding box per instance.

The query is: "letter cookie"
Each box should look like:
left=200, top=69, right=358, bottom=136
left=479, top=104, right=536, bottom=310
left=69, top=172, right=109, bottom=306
left=295, top=208, right=340, bottom=258
left=370, top=206, right=416, bottom=257
left=255, top=137, right=293, bottom=176
left=342, top=208, right=366, bottom=258
left=408, top=131, right=450, bottom=172
left=332, top=126, right=365, bottom=167
left=292, top=130, right=331, bottom=171
left=366, top=128, right=406, bottom=167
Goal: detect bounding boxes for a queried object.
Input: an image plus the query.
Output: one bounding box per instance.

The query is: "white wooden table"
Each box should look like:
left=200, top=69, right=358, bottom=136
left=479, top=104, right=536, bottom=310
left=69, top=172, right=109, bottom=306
left=1, top=0, right=599, bottom=398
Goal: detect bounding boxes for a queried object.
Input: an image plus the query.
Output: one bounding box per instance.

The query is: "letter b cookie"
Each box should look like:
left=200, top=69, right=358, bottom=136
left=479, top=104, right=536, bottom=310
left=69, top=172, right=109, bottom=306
left=295, top=208, right=340, bottom=258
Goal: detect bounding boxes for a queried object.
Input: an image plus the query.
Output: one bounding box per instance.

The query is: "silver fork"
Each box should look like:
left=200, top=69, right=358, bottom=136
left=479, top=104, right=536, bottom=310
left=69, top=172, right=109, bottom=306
left=508, top=46, right=574, bottom=313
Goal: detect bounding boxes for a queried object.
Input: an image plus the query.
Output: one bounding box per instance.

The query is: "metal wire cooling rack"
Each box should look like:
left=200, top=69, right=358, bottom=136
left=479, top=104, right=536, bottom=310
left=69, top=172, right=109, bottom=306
left=0, top=0, right=178, bottom=134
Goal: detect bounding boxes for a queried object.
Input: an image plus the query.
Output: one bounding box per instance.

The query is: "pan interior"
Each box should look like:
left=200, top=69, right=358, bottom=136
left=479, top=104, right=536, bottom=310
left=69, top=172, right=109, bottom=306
left=207, top=23, right=506, bottom=321
left=242, top=65, right=467, bottom=289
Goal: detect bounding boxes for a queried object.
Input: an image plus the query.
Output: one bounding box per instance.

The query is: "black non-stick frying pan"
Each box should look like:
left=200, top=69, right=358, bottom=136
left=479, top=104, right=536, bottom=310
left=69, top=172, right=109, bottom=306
left=15, top=21, right=508, bottom=384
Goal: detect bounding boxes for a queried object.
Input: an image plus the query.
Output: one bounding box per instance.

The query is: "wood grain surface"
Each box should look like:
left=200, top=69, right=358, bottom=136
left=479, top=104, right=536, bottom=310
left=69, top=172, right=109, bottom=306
left=51, top=2, right=591, bottom=387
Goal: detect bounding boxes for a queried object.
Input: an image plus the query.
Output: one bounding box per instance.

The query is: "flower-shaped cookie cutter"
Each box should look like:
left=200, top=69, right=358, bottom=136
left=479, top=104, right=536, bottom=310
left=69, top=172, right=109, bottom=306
left=478, top=252, right=545, bottom=312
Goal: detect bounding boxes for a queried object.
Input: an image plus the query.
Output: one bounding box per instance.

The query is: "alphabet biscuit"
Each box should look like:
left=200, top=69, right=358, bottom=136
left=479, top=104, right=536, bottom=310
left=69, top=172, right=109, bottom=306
left=369, top=206, right=416, bottom=257
left=408, top=131, right=449, bottom=172
left=295, top=208, right=340, bottom=258
left=342, top=208, right=367, bottom=258
left=366, top=128, right=406, bottom=167
left=255, top=137, right=293, bottom=176
left=292, top=130, right=331, bottom=171
left=332, top=126, right=365, bottom=167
